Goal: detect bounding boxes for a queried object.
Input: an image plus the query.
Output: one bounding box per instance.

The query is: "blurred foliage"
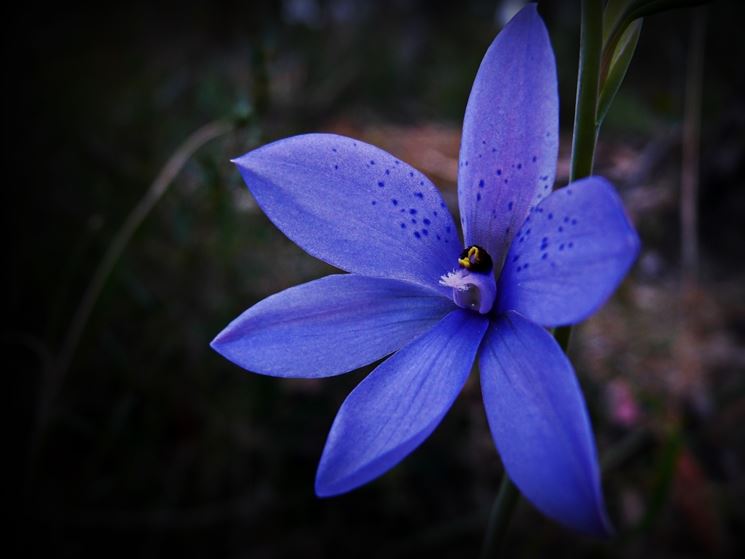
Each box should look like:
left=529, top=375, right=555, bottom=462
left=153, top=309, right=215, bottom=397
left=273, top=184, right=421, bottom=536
left=9, top=0, right=745, bottom=557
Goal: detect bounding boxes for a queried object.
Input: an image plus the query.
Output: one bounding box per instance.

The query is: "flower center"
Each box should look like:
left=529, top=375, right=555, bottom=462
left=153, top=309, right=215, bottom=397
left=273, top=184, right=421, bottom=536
left=440, top=245, right=497, bottom=314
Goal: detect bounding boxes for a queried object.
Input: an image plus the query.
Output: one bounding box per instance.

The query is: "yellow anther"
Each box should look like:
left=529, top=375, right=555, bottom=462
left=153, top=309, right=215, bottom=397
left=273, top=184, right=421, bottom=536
left=457, top=244, right=493, bottom=273
left=459, top=246, right=480, bottom=268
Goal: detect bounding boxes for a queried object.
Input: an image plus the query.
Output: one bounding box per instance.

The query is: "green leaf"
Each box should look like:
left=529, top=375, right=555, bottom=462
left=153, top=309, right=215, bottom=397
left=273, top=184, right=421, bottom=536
left=603, top=0, right=636, bottom=44
left=598, top=18, right=642, bottom=128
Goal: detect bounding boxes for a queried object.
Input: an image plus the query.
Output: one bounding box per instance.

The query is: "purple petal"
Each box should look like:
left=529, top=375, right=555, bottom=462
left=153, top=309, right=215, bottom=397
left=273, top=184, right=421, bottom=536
left=498, top=177, right=639, bottom=326
left=211, top=274, right=454, bottom=378
left=315, top=309, right=488, bottom=496
left=458, top=4, right=559, bottom=266
left=233, top=134, right=460, bottom=293
left=480, top=311, right=612, bottom=536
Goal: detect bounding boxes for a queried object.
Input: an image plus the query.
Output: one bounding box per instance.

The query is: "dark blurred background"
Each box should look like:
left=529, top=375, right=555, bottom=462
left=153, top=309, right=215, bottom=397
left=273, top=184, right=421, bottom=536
left=9, top=0, right=745, bottom=557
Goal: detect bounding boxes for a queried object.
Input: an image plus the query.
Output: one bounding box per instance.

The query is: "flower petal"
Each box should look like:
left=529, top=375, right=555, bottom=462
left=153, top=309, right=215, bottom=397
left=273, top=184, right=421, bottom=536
left=480, top=311, right=612, bottom=536
left=498, top=177, right=640, bottom=326
left=233, top=134, right=461, bottom=293
left=458, top=4, right=559, bottom=266
left=211, top=274, right=454, bottom=378
left=315, top=309, right=488, bottom=496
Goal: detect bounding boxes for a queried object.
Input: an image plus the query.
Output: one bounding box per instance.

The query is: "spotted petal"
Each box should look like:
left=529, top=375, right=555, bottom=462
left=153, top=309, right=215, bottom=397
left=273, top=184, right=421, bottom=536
left=480, top=311, right=612, bottom=536
left=458, top=4, right=559, bottom=266
left=211, top=274, right=454, bottom=378
left=315, top=309, right=488, bottom=496
left=234, top=134, right=461, bottom=293
left=498, top=177, right=640, bottom=326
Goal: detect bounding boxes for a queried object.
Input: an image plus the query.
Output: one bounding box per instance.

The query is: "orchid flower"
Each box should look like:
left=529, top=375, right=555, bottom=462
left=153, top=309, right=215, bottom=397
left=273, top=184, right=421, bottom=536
left=212, top=5, right=639, bottom=536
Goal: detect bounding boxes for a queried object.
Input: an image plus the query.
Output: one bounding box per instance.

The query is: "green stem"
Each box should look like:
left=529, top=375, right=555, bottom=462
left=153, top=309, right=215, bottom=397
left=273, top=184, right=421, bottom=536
left=480, top=473, right=520, bottom=558
left=569, top=0, right=603, bottom=183
left=560, top=1, right=604, bottom=351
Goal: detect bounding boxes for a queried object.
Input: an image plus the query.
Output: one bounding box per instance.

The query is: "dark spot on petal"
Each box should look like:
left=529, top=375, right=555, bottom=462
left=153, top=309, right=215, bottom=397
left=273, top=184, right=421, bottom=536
left=409, top=209, right=417, bottom=215
left=414, top=231, right=421, bottom=239
left=423, top=218, right=431, bottom=225
left=378, top=181, right=385, bottom=187
left=391, top=198, right=398, bottom=206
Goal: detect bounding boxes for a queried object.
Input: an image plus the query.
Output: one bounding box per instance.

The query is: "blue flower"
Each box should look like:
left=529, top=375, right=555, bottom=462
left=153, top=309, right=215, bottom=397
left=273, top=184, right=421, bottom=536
left=212, top=5, right=638, bottom=536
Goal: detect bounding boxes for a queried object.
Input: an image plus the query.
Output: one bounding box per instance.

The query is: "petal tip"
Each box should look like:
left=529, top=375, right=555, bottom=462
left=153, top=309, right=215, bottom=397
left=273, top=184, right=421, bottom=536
left=209, top=330, right=226, bottom=353
left=314, top=467, right=350, bottom=499
left=313, top=479, right=333, bottom=499
left=511, top=2, right=544, bottom=28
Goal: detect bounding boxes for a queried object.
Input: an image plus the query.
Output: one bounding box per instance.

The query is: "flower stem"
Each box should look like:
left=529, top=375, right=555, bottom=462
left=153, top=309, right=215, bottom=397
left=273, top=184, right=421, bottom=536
left=480, top=472, right=520, bottom=558
left=569, top=0, right=603, bottom=183
left=558, top=0, right=604, bottom=351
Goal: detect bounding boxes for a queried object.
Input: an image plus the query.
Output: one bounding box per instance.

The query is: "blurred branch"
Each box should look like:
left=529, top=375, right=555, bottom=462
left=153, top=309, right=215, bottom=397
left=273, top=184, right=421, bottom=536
left=681, top=7, right=707, bottom=287
left=32, top=119, right=235, bottom=464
